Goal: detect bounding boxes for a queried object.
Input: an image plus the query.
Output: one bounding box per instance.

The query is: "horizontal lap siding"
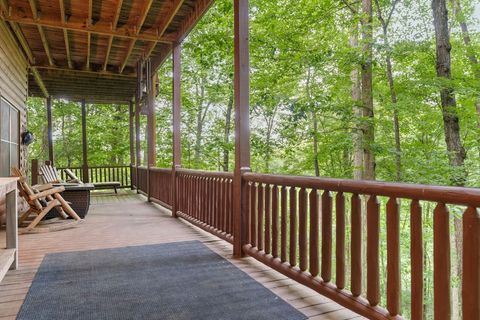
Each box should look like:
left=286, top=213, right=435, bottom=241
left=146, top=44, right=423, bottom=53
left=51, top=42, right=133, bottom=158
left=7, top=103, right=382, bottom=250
left=0, top=20, right=28, bottom=223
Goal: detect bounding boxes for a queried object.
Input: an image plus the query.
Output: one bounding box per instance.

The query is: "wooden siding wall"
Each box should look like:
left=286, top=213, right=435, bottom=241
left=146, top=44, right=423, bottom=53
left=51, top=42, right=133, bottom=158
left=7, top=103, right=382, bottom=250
left=0, top=20, right=28, bottom=224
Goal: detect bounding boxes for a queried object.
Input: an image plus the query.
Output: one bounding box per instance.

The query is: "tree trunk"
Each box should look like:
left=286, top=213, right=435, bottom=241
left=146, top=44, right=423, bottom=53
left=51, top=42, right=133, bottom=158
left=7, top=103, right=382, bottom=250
left=223, top=94, right=233, bottom=172
left=361, top=0, right=375, bottom=180
left=432, top=3, right=466, bottom=318
left=350, top=26, right=363, bottom=180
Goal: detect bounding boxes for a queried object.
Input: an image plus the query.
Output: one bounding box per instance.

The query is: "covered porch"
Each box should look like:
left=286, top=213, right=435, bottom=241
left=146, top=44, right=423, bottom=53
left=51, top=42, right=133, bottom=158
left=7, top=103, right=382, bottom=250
left=0, top=191, right=361, bottom=319
left=0, top=0, right=479, bottom=319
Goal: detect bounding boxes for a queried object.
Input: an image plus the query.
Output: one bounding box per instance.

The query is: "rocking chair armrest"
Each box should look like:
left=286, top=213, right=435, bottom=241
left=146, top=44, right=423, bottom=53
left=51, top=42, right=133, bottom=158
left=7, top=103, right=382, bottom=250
left=29, top=186, right=65, bottom=200
left=32, top=183, right=54, bottom=192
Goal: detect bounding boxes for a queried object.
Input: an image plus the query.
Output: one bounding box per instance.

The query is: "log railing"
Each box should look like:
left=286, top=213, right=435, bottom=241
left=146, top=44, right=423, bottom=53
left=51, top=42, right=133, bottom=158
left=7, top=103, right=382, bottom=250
left=175, top=169, right=234, bottom=244
left=56, top=165, right=132, bottom=188
left=137, top=166, right=480, bottom=319
left=242, top=172, right=480, bottom=320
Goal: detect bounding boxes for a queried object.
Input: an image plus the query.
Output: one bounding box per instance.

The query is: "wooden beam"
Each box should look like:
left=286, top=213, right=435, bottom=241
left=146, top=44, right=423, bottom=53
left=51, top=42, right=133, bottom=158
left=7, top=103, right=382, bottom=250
left=1, top=14, right=174, bottom=43
left=81, top=99, right=89, bottom=183
left=59, top=0, right=65, bottom=24
left=144, top=0, right=184, bottom=61
left=33, top=65, right=136, bottom=78
left=88, top=0, right=92, bottom=25
left=175, top=0, right=214, bottom=44
left=120, top=40, right=135, bottom=73
left=232, top=0, right=250, bottom=258
left=63, top=29, right=72, bottom=68
left=27, top=0, right=38, bottom=20
left=121, top=0, right=153, bottom=74
left=113, top=0, right=123, bottom=29
left=31, top=68, right=49, bottom=97
left=46, top=96, right=54, bottom=164
left=137, top=0, right=154, bottom=34
left=86, top=32, right=91, bottom=70
left=156, top=0, right=184, bottom=38
left=37, top=26, right=54, bottom=66
left=103, top=36, right=113, bottom=71
left=104, top=0, right=123, bottom=71
left=171, top=42, right=181, bottom=218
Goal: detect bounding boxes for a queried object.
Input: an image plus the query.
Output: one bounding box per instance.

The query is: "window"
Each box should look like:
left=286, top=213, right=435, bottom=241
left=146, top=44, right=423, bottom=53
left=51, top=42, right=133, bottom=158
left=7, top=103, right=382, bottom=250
left=0, top=98, right=19, bottom=177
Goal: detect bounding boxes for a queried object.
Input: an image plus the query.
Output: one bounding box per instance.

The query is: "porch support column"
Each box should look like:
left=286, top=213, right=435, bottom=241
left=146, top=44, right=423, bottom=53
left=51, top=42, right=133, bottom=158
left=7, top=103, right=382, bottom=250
left=171, top=42, right=182, bottom=218
left=81, top=99, right=89, bottom=182
left=233, top=0, right=251, bottom=258
left=146, top=59, right=157, bottom=201
left=46, top=96, right=54, bottom=164
left=135, top=87, right=141, bottom=192
left=129, top=100, right=135, bottom=189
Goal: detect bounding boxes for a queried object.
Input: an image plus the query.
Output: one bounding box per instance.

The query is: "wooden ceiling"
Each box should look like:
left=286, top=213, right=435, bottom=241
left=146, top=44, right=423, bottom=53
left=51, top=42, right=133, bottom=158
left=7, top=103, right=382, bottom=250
left=0, top=0, right=214, bottom=104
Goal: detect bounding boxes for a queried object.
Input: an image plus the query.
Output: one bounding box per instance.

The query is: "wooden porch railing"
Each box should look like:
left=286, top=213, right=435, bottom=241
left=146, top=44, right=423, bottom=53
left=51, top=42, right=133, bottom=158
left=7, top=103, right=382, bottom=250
left=136, top=166, right=480, bottom=319
left=57, top=165, right=132, bottom=188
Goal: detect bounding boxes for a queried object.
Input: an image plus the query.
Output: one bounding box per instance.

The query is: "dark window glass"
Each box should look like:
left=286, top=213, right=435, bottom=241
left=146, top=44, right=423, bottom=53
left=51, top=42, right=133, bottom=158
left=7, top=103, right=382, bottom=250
left=0, top=98, right=20, bottom=177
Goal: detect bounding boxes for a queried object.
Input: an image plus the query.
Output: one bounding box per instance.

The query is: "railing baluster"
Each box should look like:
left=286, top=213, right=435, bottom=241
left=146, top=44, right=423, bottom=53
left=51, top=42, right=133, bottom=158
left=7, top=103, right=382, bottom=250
left=272, top=185, right=279, bottom=258
left=281, top=186, right=287, bottom=263
left=299, top=188, right=308, bottom=272
left=250, top=182, right=257, bottom=247
left=289, top=186, right=297, bottom=267
left=321, top=190, right=332, bottom=282
left=265, top=184, right=271, bottom=255
left=434, top=203, right=451, bottom=320
left=351, top=193, right=362, bottom=297
left=336, top=192, right=345, bottom=289
left=463, top=206, right=480, bottom=320
left=410, top=200, right=423, bottom=320
left=309, top=188, right=319, bottom=277
left=387, top=197, right=400, bottom=315
left=367, top=195, right=380, bottom=306
left=257, top=183, right=264, bottom=251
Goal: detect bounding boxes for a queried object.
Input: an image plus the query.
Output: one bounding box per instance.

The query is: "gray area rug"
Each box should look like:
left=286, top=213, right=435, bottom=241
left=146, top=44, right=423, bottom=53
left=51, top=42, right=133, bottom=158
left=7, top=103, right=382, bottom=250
left=17, top=241, right=307, bottom=320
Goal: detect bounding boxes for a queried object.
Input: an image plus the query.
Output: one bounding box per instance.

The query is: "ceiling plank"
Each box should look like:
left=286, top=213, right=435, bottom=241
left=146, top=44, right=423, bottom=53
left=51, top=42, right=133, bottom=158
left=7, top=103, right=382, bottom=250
left=31, top=68, right=49, bottom=97
left=103, top=36, right=113, bottom=71
left=1, top=14, right=174, bottom=43
left=88, top=0, right=92, bottom=25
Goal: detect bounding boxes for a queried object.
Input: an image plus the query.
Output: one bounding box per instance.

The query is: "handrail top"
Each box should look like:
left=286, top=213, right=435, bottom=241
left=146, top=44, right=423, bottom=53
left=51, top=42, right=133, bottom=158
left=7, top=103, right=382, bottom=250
left=176, top=168, right=234, bottom=179
left=244, top=172, right=480, bottom=207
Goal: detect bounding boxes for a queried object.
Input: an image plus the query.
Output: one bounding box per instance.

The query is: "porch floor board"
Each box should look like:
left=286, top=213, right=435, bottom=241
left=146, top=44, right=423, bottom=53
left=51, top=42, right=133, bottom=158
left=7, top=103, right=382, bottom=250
left=0, top=190, right=362, bottom=320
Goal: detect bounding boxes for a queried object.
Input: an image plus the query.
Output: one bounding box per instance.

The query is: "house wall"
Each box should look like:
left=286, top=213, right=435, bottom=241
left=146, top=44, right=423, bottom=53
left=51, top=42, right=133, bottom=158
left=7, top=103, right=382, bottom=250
left=0, top=20, right=29, bottom=223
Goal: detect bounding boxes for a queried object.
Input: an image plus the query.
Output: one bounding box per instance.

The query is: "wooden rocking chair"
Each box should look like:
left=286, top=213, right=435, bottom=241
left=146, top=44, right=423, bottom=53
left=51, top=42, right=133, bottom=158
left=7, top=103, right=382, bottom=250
left=11, top=168, right=83, bottom=234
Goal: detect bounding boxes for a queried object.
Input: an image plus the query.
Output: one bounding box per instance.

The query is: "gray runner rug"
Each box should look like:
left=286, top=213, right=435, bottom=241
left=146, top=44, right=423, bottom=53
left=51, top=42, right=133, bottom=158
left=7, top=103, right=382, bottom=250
left=17, top=240, right=307, bottom=320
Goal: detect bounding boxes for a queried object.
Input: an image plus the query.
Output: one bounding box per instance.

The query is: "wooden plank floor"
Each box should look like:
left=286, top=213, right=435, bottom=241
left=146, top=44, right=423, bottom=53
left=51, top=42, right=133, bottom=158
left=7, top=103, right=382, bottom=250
left=0, top=190, right=363, bottom=320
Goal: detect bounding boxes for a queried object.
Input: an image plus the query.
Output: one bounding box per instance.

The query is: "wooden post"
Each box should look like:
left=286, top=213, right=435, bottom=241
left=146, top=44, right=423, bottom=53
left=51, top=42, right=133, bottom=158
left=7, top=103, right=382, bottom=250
left=31, top=159, right=38, bottom=185
left=46, top=96, right=54, bottom=165
left=135, top=87, right=141, bottom=193
left=171, top=42, right=182, bottom=218
left=81, top=99, right=89, bottom=183
left=463, top=206, right=480, bottom=319
left=146, top=59, right=156, bottom=201
left=233, top=0, right=250, bottom=258
left=129, top=100, right=135, bottom=189
left=6, top=185, right=18, bottom=270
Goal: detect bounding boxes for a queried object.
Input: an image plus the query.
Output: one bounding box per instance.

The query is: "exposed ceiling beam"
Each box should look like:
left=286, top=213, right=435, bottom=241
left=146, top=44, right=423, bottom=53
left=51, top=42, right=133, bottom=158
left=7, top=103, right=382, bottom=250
left=121, top=0, right=153, bottom=74
left=104, top=0, right=123, bottom=71
left=103, top=36, right=113, bottom=71
left=59, top=0, right=65, bottom=24
left=1, top=14, right=174, bottom=43
left=37, top=25, right=54, bottom=66
left=31, top=67, right=49, bottom=97
left=27, top=0, right=54, bottom=66
left=144, top=0, right=184, bottom=61
left=63, top=29, right=72, bottom=68
left=86, top=32, right=90, bottom=70
left=33, top=65, right=137, bottom=78
left=120, top=40, right=135, bottom=73
left=88, top=0, right=92, bottom=25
